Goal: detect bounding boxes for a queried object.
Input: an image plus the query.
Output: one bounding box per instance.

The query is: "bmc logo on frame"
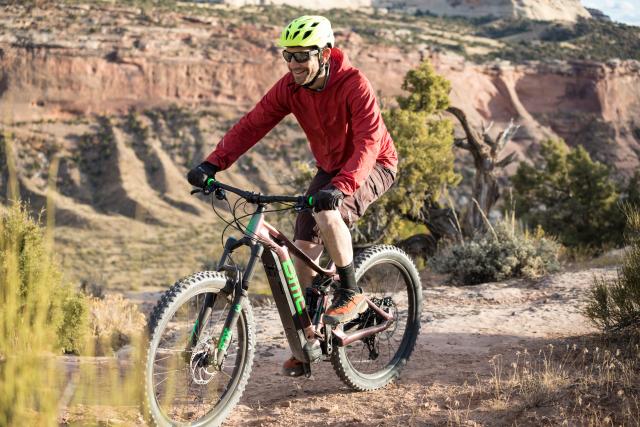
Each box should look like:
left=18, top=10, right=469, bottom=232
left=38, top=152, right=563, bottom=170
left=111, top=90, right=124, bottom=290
left=281, top=259, right=305, bottom=315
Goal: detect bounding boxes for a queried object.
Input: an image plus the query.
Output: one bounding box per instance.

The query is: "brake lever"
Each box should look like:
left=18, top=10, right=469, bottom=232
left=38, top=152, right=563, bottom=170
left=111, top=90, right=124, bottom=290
left=190, top=188, right=202, bottom=195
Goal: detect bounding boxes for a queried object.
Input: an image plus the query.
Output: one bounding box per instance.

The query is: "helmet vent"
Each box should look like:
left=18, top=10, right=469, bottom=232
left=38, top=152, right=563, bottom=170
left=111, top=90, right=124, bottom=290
left=310, top=22, right=319, bottom=27
left=292, top=30, right=301, bottom=39
left=302, top=30, right=313, bottom=40
left=285, top=29, right=290, bottom=39
left=297, top=23, right=306, bottom=30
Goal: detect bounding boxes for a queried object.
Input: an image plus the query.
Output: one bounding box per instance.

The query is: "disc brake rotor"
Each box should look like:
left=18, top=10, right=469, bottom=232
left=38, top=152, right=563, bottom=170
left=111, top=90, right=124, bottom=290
left=189, top=333, right=219, bottom=385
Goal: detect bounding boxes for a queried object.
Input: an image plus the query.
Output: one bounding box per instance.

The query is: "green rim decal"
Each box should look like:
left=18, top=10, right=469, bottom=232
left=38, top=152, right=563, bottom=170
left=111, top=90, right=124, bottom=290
left=282, top=259, right=304, bottom=315
left=233, top=304, right=242, bottom=313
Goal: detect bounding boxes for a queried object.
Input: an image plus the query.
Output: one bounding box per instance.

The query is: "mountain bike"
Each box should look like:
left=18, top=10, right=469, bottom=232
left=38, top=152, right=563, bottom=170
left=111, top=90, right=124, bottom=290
left=144, top=179, right=423, bottom=426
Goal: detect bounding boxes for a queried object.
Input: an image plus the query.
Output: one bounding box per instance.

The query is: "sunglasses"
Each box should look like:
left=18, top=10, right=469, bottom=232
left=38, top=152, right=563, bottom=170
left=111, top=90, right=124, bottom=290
left=282, top=49, right=319, bottom=63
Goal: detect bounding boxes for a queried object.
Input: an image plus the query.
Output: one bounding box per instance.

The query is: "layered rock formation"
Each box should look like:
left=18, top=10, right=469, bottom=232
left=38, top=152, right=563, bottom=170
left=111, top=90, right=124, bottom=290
left=217, top=0, right=590, bottom=22
left=381, top=0, right=590, bottom=22
left=2, top=2, right=637, bottom=288
left=1, top=3, right=637, bottom=177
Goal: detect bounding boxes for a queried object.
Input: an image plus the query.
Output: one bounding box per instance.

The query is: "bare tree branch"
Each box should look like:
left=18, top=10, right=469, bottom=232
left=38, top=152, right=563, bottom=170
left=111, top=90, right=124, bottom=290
left=446, top=106, right=483, bottom=152
left=454, top=138, right=472, bottom=150
left=496, top=151, right=518, bottom=168
left=448, top=109, right=521, bottom=235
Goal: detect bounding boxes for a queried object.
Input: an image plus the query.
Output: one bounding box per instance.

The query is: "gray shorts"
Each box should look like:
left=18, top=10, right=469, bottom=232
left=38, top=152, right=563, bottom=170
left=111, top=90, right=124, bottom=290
left=293, top=163, right=396, bottom=245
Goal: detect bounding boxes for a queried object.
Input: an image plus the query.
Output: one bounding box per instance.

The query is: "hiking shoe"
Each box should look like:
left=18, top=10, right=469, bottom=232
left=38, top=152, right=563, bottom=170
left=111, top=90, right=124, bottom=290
left=282, top=356, right=305, bottom=377
left=324, top=288, right=367, bottom=325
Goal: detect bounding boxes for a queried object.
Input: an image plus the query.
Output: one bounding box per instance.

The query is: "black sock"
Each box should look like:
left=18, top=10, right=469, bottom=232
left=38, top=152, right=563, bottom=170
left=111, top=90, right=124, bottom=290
left=336, top=262, right=358, bottom=292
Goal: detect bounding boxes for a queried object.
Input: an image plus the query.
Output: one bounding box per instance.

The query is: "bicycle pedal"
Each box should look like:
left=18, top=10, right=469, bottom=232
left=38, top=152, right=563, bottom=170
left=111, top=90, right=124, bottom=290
left=311, top=275, right=336, bottom=293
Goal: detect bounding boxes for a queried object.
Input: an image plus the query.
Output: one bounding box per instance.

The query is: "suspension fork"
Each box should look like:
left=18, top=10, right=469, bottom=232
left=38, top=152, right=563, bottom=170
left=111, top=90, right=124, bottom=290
left=188, top=292, right=216, bottom=348
left=186, top=236, right=245, bottom=350
left=215, top=242, right=263, bottom=368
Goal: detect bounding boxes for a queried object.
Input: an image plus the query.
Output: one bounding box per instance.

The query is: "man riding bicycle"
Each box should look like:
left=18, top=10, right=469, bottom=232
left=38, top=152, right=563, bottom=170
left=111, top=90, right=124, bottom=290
left=188, top=15, right=397, bottom=377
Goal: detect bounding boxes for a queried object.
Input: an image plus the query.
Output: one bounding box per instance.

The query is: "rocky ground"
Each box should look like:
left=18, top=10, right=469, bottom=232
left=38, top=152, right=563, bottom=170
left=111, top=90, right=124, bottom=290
left=223, top=267, right=614, bottom=426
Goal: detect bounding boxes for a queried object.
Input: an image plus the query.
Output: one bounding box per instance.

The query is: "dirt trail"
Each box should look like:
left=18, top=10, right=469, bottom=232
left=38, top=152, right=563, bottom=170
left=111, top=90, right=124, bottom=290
left=58, top=266, right=617, bottom=426
left=224, top=267, right=616, bottom=426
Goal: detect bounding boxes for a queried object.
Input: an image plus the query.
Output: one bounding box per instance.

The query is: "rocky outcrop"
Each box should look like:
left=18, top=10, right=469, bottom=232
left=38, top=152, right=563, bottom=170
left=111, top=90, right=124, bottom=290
left=381, top=0, right=590, bottom=22
left=1, top=2, right=638, bottom=179
left=218, top=0, right=591, bottom=22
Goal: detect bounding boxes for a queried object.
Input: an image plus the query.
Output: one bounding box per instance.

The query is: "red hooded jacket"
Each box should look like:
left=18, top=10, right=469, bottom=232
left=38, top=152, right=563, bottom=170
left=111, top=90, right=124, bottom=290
left=206, top=48, right=397, bottom=196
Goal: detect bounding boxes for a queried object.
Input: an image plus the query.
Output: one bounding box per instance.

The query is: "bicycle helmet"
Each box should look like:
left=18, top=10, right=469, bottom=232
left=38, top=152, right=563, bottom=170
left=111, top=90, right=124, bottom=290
left=278, top=15, right=334, bottom=48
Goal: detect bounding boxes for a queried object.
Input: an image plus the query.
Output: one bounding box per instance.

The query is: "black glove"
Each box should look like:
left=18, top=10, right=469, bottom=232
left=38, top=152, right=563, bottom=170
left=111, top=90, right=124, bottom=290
left=187, top=161, right=219, bottom=188
left=312, top=187, right=344, bottom=212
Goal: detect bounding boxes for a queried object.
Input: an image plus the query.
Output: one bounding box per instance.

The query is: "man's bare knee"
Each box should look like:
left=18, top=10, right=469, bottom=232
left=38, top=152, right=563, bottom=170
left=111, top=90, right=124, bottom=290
left=293, top=240, right=323, bottom=286
left=314, top=210, right=343, bottom=232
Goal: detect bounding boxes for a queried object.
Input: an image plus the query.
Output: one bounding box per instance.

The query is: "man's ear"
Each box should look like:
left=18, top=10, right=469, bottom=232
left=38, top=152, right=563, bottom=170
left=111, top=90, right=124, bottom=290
left=321, top=47, right=331, bottom=63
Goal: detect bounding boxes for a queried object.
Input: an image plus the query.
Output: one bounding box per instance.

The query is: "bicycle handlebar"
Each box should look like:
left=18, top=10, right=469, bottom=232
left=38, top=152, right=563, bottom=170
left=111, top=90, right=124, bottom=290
left=192, top=178, right=314, bottom=208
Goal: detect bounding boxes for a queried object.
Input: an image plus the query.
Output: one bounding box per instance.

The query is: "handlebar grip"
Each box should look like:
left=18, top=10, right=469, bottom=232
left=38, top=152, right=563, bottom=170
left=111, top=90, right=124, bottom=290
left=305, top=195, right=315, bottom=208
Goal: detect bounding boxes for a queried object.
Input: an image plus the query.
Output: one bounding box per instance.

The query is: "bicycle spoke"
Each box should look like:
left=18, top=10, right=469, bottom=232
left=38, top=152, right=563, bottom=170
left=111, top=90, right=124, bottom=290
left=148, top=284, right=250, bottom=425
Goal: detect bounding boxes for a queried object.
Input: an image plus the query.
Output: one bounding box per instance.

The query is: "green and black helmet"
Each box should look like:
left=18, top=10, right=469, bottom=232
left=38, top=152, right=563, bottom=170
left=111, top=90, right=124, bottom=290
left=277, top=15, right=334, bottom=48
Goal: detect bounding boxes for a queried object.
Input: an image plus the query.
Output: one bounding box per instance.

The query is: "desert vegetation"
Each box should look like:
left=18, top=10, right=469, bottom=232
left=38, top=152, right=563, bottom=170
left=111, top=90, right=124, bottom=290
left=430, top=217, right=560, bottom=285
left=2, top=1, right=639, bottom=424
left=512, top=139, right=637, bottom=250
left=1, top=201, right=146, bottom=425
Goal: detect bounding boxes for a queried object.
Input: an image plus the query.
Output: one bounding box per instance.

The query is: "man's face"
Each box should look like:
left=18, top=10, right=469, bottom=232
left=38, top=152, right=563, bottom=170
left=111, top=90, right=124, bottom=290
left=284, top=46, right=321, bottom=86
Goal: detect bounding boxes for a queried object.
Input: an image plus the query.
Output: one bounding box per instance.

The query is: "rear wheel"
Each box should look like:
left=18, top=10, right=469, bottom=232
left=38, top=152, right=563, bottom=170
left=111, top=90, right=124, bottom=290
left=145, top=272, right=255, bottom=427
left=331, top=245, right=422, bottom=391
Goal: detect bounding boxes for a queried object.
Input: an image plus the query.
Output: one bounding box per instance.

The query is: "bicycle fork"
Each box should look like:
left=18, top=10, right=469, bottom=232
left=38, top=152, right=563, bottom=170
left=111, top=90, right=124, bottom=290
left=213, top=241, right=263, bottom=368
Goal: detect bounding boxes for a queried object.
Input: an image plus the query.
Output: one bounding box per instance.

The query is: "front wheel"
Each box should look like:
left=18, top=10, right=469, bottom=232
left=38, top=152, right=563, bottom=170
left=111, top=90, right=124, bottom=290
left=331, top=245, right=422, bottom=391
left=145, top=271, right=255, bottom=427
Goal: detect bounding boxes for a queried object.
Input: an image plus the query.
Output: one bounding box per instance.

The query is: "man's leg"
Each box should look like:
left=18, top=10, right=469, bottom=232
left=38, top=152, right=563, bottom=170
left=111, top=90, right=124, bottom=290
left=314, top=210, right=366, bottom=324
left=293, top=239, right=324, bottom=287
left=313, top=210, right=352, bottom=267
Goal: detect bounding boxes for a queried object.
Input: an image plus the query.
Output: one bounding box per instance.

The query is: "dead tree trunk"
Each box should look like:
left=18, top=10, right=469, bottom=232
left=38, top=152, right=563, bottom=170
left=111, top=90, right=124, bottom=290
left=446, top=106, right=519, bottom=234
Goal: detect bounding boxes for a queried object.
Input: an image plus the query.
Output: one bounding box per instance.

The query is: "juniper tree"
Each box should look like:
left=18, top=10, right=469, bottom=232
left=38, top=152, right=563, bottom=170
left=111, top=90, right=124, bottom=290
left=511, top=139, right=624, bottom=248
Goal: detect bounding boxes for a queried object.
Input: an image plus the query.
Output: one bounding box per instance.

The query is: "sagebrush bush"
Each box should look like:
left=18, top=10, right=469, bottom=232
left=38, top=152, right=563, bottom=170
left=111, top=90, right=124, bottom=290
left=88, top=294, right=146, bottom=355
left=429, top=220, right=560, bottom=285
left=585, top=206, right=640, bottom=330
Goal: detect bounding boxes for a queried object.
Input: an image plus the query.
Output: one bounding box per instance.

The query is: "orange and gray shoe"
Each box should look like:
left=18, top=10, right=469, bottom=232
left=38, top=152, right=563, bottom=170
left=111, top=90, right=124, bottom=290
left=282, top=356, right=306, bottom=377
left=323, top=288, right=367, bottom=325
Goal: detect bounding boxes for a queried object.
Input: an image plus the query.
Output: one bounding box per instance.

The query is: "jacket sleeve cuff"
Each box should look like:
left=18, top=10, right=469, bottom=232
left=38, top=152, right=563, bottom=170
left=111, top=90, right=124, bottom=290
left=331, top=180, right=353, bottom=196
left=205, top=153, right=224, bottom=170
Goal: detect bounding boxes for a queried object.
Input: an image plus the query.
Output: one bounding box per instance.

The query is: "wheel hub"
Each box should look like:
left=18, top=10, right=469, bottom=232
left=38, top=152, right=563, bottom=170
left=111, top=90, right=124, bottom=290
left=189, top=334, right=219, bottom=385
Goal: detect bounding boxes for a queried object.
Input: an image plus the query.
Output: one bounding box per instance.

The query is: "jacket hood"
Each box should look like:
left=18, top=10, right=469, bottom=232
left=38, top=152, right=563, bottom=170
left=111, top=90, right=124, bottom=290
left=325, top=48, right=355, bottom=90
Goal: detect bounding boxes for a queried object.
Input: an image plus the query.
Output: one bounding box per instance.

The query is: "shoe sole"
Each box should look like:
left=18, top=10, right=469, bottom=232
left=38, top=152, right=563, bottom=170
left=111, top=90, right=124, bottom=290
left=282, top=367, right=305, bottom=377
left=324, top=297, right=368, bottom=325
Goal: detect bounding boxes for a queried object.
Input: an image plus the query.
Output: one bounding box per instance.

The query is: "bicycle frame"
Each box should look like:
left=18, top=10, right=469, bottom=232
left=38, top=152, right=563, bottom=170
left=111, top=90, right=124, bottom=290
left=209, top=203, right=395, bottom=368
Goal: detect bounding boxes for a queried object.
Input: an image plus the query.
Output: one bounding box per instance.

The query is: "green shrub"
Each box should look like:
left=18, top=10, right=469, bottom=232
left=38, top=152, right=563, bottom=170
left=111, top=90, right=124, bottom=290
left=352, top=61, right=459, bottom=244
left=57, top=290, right=90, bottom=355
left=430, top=219, right=560, bottom=285
left=585, top=206, right=640, bottom=331
left=511, top=139, right=624, bottom=249
left=1, top=202, right=61, bottom=424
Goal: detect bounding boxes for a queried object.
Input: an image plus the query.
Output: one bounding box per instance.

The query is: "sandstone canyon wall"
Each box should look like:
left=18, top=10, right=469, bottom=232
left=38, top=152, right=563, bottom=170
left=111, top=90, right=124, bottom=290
left=382, top=0, right=590, bottom=22
left=1, top=3, right=638, bottom=178
left=2, top=29, right=638, bottom=175
left=219, top=0, right=590, bottom=22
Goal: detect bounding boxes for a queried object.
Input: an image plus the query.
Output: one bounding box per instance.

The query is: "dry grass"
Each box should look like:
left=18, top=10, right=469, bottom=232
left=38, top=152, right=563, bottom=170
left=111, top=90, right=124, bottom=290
left=88, top=293, right=146, bottom=356
left=443, top=335, right=640, bottom=426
